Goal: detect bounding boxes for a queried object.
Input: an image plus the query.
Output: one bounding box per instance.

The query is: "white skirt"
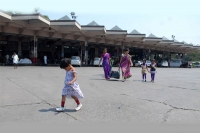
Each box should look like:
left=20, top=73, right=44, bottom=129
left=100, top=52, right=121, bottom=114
left=13, top=60, right=18, bottom=64
left=62, top=83, right=84, bottom=99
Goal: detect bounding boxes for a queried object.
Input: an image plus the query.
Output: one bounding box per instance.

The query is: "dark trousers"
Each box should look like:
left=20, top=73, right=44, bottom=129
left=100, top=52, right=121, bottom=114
left=142, top=74, right=146, bottom=79
left=151, top=73, right=155, bottom=81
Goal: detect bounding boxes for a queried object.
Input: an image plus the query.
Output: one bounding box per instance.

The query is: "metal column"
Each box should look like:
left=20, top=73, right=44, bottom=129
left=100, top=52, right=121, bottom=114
left=33, top=36, right=38, bottom=64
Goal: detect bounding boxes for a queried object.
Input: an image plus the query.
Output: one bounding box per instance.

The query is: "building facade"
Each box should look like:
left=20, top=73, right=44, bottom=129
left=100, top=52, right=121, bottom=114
left=0, top=10, right=199, bottom=65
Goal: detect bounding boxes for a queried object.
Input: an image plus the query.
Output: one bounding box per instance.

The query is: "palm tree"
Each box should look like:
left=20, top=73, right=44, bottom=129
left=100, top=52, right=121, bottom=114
left=34, top=8, right=39, bottom=13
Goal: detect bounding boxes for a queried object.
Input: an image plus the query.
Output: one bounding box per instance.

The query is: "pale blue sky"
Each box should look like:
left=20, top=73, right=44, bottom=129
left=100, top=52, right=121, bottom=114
left=1, top=0, right=200, bottom=44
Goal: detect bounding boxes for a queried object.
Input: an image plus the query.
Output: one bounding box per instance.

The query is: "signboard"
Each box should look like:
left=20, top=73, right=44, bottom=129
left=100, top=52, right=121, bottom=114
left=0, top=41, right=7, bottom=44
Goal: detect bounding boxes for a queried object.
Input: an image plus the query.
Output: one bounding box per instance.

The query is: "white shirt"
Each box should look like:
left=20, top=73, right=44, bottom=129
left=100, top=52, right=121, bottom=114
left=44, top=56, right=47, bottom=60
left=12, top=54, right=19, bottom=63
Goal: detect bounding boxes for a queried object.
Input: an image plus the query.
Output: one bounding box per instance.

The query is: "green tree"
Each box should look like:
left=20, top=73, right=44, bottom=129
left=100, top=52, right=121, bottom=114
left=6, top=11, right=22, bottom=14
left=185, top=51, right=200, bottom=61
left=33, top=8, right=50, bottom=20
left=6, top=11, right=14, bottom=14
left=43, top=15, right=50, bottom=19
left=14, top=11, right=22, bottom=14
left=6, top=8, right=50, bottom=20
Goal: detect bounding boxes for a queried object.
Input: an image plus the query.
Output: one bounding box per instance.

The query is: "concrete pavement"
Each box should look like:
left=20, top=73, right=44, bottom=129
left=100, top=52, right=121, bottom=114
left=0, top=66, right=200, bottom=124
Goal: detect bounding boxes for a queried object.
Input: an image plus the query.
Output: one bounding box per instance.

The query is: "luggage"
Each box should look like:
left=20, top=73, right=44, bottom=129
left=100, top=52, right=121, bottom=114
left=110, top=67, right=120, bottom=79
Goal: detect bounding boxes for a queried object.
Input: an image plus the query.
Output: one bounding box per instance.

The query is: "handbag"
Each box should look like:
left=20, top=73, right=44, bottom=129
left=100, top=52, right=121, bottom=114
left=110, top=67, right=120, bottom=79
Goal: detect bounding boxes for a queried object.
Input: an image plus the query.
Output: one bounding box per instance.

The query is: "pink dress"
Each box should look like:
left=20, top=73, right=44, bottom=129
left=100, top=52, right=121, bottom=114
left=120, top=54, right=132, bottom=78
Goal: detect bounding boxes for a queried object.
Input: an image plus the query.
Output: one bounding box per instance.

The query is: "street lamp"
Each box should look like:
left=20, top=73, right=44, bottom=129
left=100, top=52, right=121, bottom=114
left=172, top=35, right=175, bottom=41
left=70, top=12, right=77, bottom=20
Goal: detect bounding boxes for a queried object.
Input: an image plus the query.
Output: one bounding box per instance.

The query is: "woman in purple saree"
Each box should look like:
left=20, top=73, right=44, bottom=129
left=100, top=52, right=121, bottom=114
left=119, top=48, right=133, bottom=82
left=99, top=48, right=111, bottom=80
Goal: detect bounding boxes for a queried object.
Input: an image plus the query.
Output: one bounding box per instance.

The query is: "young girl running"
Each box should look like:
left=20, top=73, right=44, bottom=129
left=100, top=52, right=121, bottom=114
left=56, top=58, right=84, bottom=112
left=149, top=59, right=157, bottom=83
left=141, top=59, right=149, bottom=82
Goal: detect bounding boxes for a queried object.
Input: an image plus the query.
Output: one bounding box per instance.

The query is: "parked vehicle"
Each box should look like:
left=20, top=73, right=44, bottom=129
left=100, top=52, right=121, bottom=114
left=157, top=60, right=162, bottom=67
left=146, top=60, right=151, bottom=66
left=71, top=56, right=81, bottom=67
left=193, top=62, right=200, bottom=68
left=136, top=61, right=142, bottom=67
left=132, top=60, right=142, bottom=67
left=170, top=59, right=182, bottom=67
left=18, top=58, right=32, bottom=64
left=180, top=61, right=192, bottom=68
left=93, top=57, right=102, bottom=66
left=161, top=60, right=168, bottom=67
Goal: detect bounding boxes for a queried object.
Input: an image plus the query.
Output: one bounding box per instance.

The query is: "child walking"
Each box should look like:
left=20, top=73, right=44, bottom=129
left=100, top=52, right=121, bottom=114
left=141, top=59, right=149, bottom=82
left=56, top=58, right=84, bottom=112
left=149, top=59, right=157, bottom=83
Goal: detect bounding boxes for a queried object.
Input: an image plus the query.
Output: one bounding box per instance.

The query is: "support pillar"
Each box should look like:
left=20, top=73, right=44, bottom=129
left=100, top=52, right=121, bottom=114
left=142, top=49, right=145, bottom=59
left=18, top=40, right=22, bottom=57
left=116, top=47, right=119, bottom=57
left=95, top=47, right=98, bottom=57
left=182, top=53, right=185, bottom=62
left=162, top=52, right=164, bottom=61
left=33, top=36, right=38, bottom=64
left=121, top=42, right=124, bottom=55
left=80, top=42, right=83, bottom=62
left=168, top=52, right=171, bottom=67
left=84, top=41, right=88, bottom=65
left=61, top=44, right=64, bottom=58
left=148, top=49, right=151, bottom=60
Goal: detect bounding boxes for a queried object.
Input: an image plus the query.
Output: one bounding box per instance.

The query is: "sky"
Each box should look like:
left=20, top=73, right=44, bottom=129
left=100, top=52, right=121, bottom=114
left=0, top=0, right=200, bottom=45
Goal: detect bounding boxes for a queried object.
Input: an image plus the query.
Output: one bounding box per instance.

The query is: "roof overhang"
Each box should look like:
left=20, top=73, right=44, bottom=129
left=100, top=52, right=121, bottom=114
left=125, top=34, right=146, bottom=43
left=51, top=20, right=81, bottom=29
left=0, top=10, right=12, bottom=20
left=143, top=37, right=163, bottom=42
left=106, top=30, right=127, bottom=35
left=126, top=34, right=146, bottom=38
left=180, top=44, right=194, bottom=48
left=170, top=42, right=183, bottom=46
left=192, top=46, right=200, bottom=50
left=159, top=40, right=174, bottom=44
left=157, top=40, right=175, bottom=47
left=81, top=26, right=106, bottom=32
left=50, top=20, right=81, bottom=33
left=106, top=30, right=127, bottom=42
left=81, top=26, right=106, bottom=37
left=12, top=14, right=50, bottom=25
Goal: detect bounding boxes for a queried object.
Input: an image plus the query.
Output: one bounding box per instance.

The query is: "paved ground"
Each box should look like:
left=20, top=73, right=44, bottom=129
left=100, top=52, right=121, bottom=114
left=0, top=66, right=200, bottom=124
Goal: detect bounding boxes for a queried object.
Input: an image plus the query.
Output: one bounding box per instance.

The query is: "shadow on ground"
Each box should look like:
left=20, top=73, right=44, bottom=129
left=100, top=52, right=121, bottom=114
left=38, top=108, right=77, bottom=114
left=90, top=78, right=120, bottom=81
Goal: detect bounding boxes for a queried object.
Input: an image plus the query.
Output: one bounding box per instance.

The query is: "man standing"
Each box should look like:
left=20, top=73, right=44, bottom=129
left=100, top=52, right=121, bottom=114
left=5, top=54, right=9, bottom=64
left=12, top=52, right=19, bottom=69
left=44, top=54, right=47, bottom=65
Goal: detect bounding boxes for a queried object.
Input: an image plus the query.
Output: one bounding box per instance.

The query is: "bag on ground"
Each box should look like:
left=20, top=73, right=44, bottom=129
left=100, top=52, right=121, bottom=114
left=110, top=67, right=120, bottom=79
